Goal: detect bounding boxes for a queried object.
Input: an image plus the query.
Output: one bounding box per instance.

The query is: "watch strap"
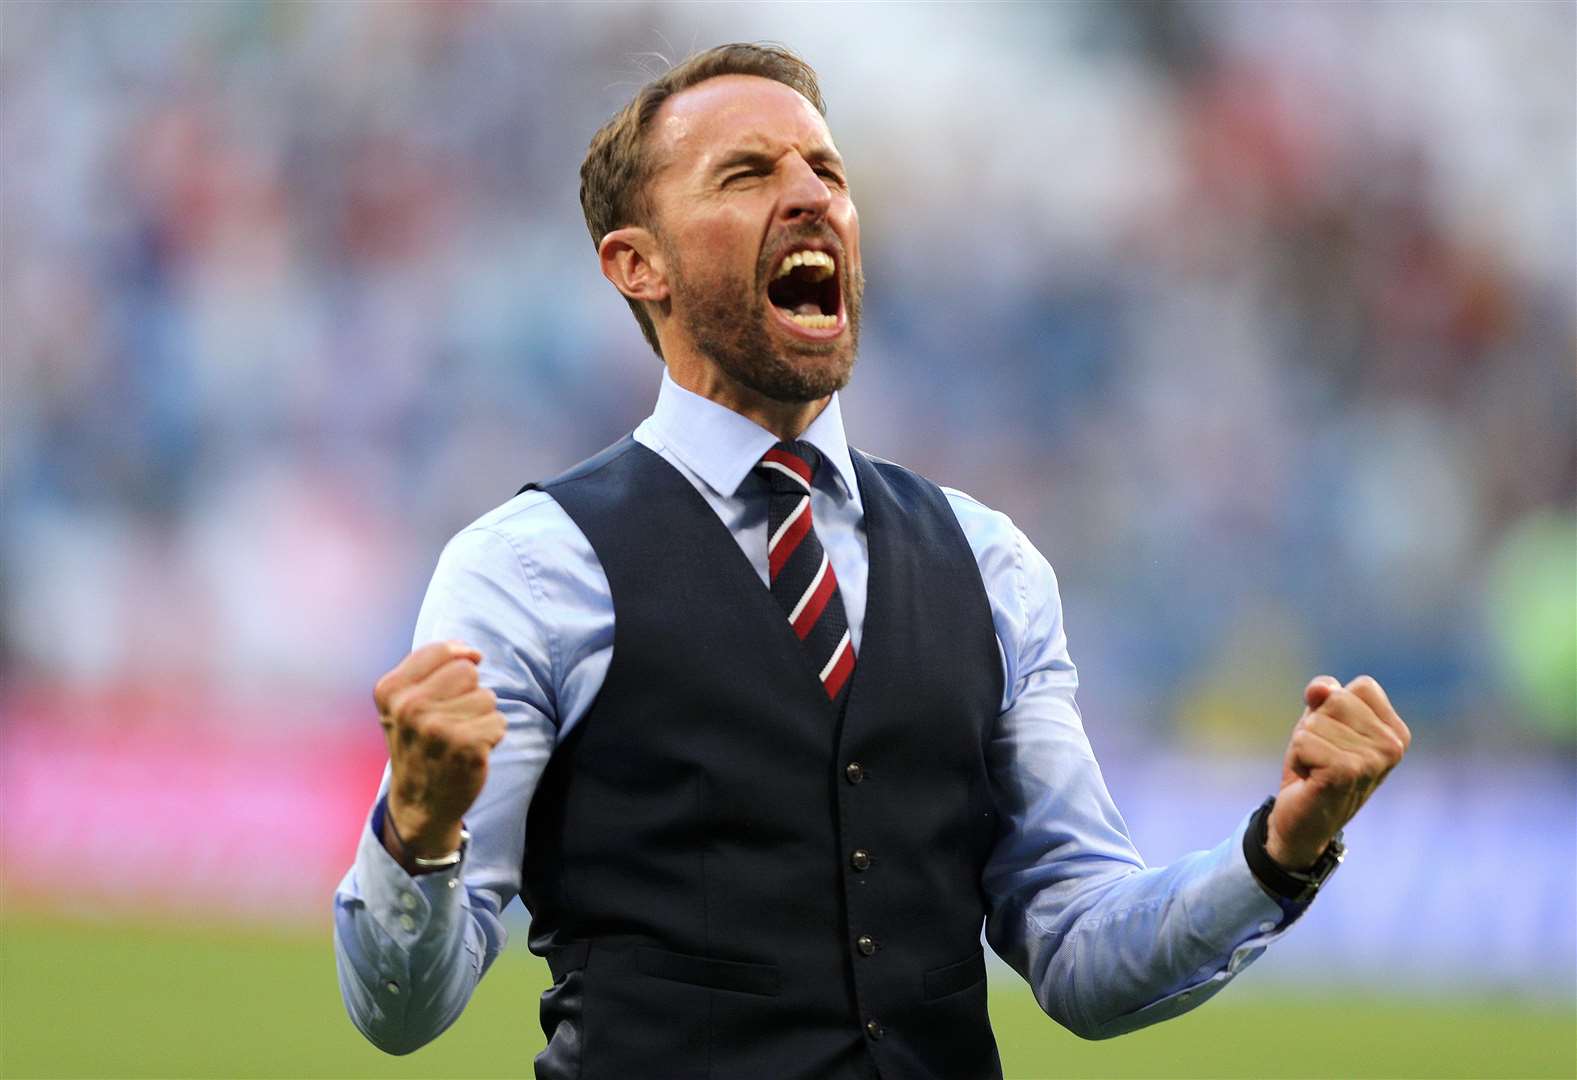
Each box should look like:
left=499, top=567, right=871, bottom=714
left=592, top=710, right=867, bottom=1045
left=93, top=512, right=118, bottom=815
left=1243, top=796, right=1344, bottom=905
left=412, top=827, right=470, bottom=870
left=377, top=795, right=470, bottom=875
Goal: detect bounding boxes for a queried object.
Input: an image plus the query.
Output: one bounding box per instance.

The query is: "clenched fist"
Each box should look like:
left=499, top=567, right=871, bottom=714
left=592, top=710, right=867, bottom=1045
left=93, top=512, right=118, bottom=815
left=373, top=640, right=507, bottom=870
left=1267, top=674, right=1411, bottom=870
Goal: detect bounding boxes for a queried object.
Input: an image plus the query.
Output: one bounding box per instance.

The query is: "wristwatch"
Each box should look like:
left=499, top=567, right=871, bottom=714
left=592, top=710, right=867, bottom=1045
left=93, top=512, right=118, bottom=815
left=1243, top=796, right=1344, bottom=905
left=380, top=797, right=471, bottom=875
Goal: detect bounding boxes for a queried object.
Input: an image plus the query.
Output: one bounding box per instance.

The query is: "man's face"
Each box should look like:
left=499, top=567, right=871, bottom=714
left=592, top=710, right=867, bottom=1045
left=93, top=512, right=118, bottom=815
left=643, top=75, right=863, bottom=403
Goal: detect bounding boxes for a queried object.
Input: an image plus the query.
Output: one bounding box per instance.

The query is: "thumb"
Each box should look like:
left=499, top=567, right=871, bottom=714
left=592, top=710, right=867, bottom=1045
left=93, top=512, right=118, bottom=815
left=1304, top=675, right=1341, bottom=710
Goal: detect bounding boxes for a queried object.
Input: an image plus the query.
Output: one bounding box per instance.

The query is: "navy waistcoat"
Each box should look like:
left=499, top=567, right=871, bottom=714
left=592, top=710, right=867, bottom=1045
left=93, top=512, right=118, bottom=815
left=520, top=437, right=1004, bottom=1079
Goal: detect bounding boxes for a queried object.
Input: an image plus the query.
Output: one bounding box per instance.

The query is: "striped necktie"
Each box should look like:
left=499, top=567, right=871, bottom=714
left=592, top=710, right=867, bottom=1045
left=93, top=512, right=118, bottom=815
left=756, top=441, right=857, bottom=703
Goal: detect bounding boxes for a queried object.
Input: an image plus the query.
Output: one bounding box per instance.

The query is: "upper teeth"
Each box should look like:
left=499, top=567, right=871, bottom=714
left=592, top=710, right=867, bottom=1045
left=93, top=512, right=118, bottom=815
left=773, top=249, right=835, bottom=281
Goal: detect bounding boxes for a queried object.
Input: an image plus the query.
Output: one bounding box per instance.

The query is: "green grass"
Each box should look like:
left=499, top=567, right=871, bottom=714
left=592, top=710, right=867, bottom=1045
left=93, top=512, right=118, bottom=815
left=1, top=914, right=1572, bottom=1079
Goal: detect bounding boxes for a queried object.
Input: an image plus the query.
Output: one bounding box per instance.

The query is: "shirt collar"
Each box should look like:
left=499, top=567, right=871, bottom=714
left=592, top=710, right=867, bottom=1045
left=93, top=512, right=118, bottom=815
left=649, top=369, right=860, bottom=508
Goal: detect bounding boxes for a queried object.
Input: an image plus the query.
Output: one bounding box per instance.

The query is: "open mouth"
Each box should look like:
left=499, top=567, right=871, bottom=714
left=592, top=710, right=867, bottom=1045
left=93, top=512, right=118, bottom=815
left=766, top=248, right=842, bottom=333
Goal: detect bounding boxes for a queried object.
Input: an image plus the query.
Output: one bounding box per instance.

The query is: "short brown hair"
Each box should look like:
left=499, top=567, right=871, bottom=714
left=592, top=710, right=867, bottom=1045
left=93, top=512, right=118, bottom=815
left=580, top=43, right=828, bottom=357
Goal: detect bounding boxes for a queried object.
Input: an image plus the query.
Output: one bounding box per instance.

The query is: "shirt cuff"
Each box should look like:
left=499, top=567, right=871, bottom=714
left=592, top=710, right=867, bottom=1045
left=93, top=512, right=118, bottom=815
left=1180, top=809, right=1315, bottom=990
left=1198, top=808, right=1310, bottom=940
left=357, top=796, right=469, bottom=947
left=1084, top=811, right=1299, bottom=1039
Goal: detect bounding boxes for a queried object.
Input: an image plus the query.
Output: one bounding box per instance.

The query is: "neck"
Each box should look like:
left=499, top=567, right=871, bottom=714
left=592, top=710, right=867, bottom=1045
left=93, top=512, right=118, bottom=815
left=664, top=353, right=830, bottom=441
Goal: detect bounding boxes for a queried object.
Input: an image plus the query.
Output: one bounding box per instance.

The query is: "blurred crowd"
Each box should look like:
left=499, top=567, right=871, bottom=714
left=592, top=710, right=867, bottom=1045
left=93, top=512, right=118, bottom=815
left=3, top=2, right=1573, bottom=749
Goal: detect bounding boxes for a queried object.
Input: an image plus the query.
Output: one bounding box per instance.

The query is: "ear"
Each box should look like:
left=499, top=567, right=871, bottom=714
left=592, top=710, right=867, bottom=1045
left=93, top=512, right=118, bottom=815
left=598, top=226, right=669, bottom=305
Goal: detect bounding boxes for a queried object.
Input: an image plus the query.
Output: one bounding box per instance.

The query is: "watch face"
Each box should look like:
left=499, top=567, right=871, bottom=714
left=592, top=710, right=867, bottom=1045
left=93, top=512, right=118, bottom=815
left=1308, top=840, right=1345, bottom=886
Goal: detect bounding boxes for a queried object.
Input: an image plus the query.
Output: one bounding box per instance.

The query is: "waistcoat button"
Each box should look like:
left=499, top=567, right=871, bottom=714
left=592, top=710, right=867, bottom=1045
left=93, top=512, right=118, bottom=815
left=849, top=848, right=871, bottom=871
left=865, top=1019, right=884, bottom=1040
left=845, top=761, right=864, bottom=784
left=856, top=934, right=876, bottom=956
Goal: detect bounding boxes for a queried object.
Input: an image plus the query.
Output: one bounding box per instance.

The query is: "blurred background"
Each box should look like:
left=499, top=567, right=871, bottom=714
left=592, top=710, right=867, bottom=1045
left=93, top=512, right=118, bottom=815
left=2, top=2, right=1572, bottom=1077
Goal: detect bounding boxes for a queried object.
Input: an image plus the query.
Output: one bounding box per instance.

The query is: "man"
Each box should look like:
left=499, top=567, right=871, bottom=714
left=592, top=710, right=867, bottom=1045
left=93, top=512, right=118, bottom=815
left=333, top=44, right=1410, bottom=1079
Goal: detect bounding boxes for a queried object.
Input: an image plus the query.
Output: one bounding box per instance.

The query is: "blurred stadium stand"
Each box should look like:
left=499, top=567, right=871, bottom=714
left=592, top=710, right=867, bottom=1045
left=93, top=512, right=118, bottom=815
left=2, top=1, right=1572, bottom=999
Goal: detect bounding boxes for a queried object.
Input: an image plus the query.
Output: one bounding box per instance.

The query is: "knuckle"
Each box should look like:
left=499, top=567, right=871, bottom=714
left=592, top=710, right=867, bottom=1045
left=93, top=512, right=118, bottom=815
left=414, top=713, right=449, bottom=745
left=387, top=686, right=417, bottom=723
left=1319, top=748, right=1349, bottom=772
left=1349, top=674, right=1378, bottom=695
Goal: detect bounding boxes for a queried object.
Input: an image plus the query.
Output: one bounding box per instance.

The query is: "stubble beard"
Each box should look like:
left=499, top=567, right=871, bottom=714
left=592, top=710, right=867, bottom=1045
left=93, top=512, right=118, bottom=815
left=665, top=237, right=863, bottom=404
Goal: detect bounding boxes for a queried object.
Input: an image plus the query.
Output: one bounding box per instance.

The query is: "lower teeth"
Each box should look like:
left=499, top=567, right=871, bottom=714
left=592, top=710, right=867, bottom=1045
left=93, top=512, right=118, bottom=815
left=788, top=312, right=837, bottom=329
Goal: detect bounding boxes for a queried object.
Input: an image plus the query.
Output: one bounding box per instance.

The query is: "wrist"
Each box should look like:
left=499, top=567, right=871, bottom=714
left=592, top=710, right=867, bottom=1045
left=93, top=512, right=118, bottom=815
left=380, top=798, right=467, bottom=874
left=386, top=796, right=464, bottom=858
left=1244, top=796, right=1345, bottom=906
left=1264, top=816, right=1323, bottom=872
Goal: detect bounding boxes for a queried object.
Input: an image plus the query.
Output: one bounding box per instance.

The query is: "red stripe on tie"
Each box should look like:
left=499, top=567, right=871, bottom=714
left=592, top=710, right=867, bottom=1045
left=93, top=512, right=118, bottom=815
left=762, top=447, right=813, bottom=486
left=768, top=507, right=813, bottom=579
left=822, top=638, right=856, bottom=699
left=792, top=563, right=838, bottom=639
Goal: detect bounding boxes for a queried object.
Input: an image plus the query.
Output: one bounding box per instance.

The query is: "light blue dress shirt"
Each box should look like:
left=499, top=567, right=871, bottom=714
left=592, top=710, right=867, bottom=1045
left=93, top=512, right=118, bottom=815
left=333, top=371, right=1297, bottom=1055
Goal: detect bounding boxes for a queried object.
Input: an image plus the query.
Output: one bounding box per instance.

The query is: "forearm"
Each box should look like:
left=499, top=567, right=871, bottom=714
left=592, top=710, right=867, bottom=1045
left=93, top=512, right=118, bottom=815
left=332, top=798, right=507, bottom=1055
left=332, top=515, right=574, bottom=1051
left=988, top=812, right=1289, bottom=1040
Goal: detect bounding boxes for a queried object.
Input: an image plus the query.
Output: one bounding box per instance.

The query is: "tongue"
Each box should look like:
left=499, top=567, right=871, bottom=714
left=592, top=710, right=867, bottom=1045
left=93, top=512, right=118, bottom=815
left=793, top=301, right=821, bottom=316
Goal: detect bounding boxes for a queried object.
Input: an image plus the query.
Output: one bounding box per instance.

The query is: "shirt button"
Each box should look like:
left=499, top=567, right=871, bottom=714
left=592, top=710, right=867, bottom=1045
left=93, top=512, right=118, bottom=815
left=865, top=1019, right=884, bottom=1040
left=856, top=934, right=876, bottom=956
left=845, top=762, right=864, bottom=784
left=1258, top=921, right=1277, bottom=933
left=398, top=913, right=416, bottom=932
left=385, top=980, right=400, bottom=995
left=849, top=849, right=871, bottom=872
left=400, top=892, right=418, bottom=910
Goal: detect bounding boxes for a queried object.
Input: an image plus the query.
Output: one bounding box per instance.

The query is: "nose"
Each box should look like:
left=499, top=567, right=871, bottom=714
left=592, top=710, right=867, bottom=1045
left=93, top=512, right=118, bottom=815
left=777, top=155, right=832, bottom=225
